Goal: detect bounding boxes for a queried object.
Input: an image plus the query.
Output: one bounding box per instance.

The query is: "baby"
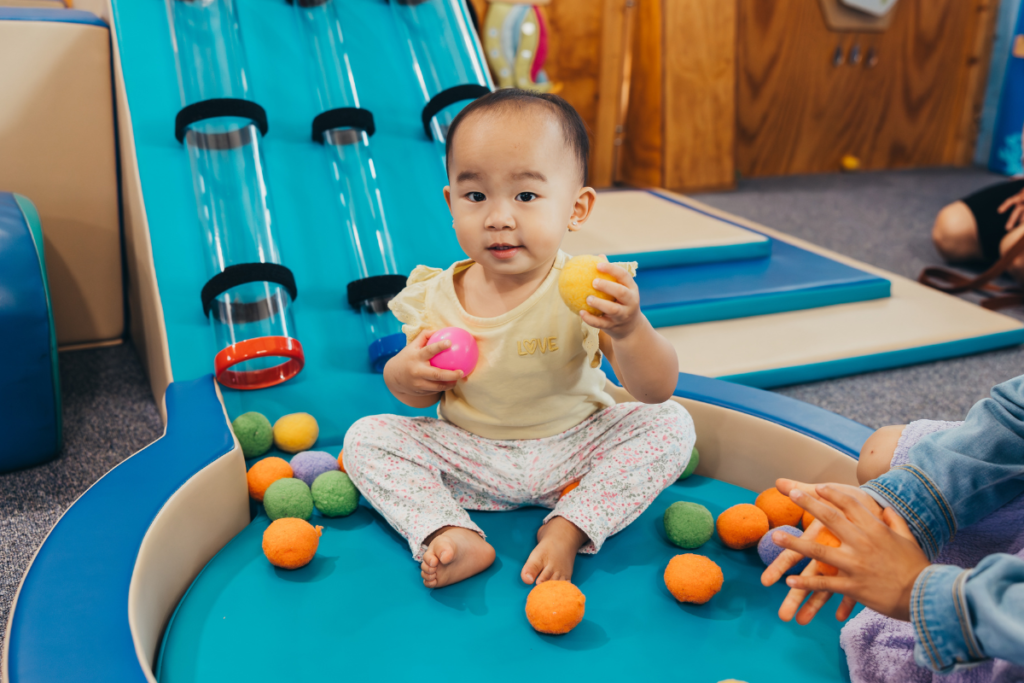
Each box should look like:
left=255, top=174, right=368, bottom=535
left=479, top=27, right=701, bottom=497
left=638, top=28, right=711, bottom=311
left=343, top=89, right=695, bottom=589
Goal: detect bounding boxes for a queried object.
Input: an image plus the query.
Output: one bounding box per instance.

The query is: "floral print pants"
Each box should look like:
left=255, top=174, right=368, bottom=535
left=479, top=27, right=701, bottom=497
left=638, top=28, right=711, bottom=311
left=343, top=401, right=695, bottom=561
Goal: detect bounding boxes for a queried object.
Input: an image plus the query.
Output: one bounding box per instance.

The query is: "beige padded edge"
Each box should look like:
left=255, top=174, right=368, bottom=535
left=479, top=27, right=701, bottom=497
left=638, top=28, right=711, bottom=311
left=0, top=19, right=123, bottom=346
left=563, top=189, right=767, bottom=258
left=107, top=0, right=174, bottom=416
left=128, top=383, right=248, bottom=681
left=606, top=384, right=858, bottom=491
left=650, top=191, right=1024, bottom=378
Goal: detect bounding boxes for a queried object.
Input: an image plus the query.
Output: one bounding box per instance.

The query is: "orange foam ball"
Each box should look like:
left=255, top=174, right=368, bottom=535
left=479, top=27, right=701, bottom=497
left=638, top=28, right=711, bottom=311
left=525, top=580, right=586, bottom=634
left=802, top=510, right=815, bottom=530
left=262, top=518, right=322, bottom=569
left=755, top=487, right=804, bottom=528
left=664, top=554, right=724, bottom=604
left=716, top=503, right=770, bottom=550
left=815, top=527, right=841, bottom=576
left=338, top=449, right=346, bottom=473
left=246, top=457, right=293, bottom=502
left=559, top=481, right=579, bottom=498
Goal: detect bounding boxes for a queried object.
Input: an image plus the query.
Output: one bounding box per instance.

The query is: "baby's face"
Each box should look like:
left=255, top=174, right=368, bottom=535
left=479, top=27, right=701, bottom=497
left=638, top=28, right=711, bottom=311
left=444, top=105, right=585, bottom=280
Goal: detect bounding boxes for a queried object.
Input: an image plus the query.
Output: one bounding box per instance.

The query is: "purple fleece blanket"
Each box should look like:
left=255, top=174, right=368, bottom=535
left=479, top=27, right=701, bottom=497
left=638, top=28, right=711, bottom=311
left=839, top=420, right=1024, bottom=682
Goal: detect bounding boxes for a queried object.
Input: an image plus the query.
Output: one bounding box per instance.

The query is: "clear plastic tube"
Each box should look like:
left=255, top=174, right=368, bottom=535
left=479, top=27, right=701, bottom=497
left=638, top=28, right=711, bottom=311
left=167, top=0, right=303, bottom=389
left=294, top=0, right=406, bottom=372
left=390, top=0, right=492, bottom=150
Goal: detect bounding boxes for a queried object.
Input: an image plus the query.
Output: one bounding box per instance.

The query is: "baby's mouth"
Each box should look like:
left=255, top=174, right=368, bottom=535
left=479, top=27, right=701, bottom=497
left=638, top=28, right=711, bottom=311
left=488, top=244, right=521, bottom=259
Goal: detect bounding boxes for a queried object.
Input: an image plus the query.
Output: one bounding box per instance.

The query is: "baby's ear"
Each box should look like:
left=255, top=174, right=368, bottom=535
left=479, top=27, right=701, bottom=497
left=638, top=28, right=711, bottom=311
left=443, top=186, right=453, bottom=212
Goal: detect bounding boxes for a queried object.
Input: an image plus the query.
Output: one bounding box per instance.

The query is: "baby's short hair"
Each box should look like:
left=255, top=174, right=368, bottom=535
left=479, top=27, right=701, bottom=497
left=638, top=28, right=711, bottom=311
left=444, top=88, right=590, bottom=186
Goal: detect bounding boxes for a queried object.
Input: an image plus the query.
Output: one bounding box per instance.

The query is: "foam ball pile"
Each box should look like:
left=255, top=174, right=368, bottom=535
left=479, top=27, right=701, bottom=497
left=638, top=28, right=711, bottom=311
left=263, top=477, right=314, bottom=521
left=815, top=527, right=841, bottom=576
left=663, top=501, right=714, bottom=549
left=232, top=411, right=273, bottom=459
left=755, top=487, right=803, bottom=528
left=338, top=449, right=346, bottom=473
left=716, top=503, right=770, bottom=550
left=290, top=450, right=339, bottom=487
left=802, top=510, right=815, bottom=529
left=312, top=471, right=359, bottom=517
left=664, top=554, right=723, bottom=604
left=262, top=518, right=322, bottom=569
left=678, top=446, right=699, bottom=480
left=246, top=457, right=293, bottom=502
left=273, top=412, right=319, bottom=453
left=558, top=254, right=617, bottom=315
left=757, top=525, right=810, bottom=575
left=525, top=580, right=586, bottom=634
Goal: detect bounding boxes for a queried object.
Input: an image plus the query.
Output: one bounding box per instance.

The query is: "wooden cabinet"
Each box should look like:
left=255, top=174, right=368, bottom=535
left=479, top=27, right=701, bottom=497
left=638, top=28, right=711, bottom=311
left=736, top=0, right=998, bottom=177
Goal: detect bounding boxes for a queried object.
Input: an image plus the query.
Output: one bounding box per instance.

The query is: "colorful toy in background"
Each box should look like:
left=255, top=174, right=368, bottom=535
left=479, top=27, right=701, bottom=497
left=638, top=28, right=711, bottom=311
left=482, top=1, right=555, bottom=93
left=166, top=0, right=304, bottom=390
left=977, top=0, right=1024, bottom=175
left=291, top=0, right=408, bottom=373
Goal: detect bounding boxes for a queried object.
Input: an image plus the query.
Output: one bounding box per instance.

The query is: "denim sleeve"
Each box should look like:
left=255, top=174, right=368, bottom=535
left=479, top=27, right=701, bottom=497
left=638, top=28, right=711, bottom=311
left=911, top=554, right=1024, bottom=671
left=861, top=374, right=1024, bottom=560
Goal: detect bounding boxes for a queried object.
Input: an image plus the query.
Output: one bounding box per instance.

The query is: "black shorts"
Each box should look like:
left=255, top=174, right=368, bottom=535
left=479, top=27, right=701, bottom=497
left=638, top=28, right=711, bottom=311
left=962, top=178, right=1024, bottom=264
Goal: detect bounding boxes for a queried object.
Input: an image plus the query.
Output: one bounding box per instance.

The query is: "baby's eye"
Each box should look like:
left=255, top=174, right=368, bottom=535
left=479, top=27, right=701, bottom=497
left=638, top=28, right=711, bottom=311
left=467, top=192, right=486, bottom=202
left=516, top=192, right=537, bottom=202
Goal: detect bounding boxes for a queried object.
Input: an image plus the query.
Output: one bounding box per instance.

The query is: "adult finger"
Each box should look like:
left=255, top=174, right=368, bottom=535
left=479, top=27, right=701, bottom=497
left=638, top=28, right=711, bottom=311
left=596, top=259, right=637, bottom=289
left=772, top=526, right=846, bottom=570
left=796, top=587, right=835, bottom=626
left=762, top=546, right=809, bottom=586
left=786, top=571, right=848, bottom=595
left=776, top=478, right=823, bottom=501
left=789, top=489, right=858, bottom=542
left=1006, top=204, right=1024, bottom=231
left=777, top=585, right=811, bottom=622
left=836, top=595, right=859, bottom=622
left=814, top=484, right=879, bottom=529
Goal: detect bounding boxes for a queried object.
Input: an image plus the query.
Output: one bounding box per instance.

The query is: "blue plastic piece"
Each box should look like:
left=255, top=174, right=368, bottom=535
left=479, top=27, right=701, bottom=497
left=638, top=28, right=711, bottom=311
left=988, top=2, right=1024, bottom=175
left=0, top=7, right=106, bottom=26
left=0, top=192, right=61, bottom=472
left=5, top=376, right=234, bottom=682
left=368, top=331, right=406, bottom=373
left=615, top=238, right=771, bottom=270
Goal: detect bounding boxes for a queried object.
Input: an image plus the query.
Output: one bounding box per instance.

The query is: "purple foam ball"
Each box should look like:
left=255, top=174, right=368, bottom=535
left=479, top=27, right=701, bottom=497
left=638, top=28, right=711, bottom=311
left=289, top=450, right=339, bottom=487
left=757, top=525, right=810, bottom=576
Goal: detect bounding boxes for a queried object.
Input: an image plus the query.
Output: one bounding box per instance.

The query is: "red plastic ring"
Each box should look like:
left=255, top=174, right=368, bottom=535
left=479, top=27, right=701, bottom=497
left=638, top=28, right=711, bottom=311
left=214, top=336, right=304, bottom=390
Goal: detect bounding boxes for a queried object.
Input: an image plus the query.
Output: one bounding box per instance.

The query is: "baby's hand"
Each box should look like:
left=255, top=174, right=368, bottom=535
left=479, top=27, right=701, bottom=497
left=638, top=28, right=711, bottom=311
left=579, top=259, right=641, bottom=340
left=383, top=330, right=463, bottom=400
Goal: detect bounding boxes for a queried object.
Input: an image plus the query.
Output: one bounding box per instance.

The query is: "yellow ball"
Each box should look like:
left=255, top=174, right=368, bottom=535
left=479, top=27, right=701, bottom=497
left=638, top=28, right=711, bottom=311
left=840, top=154, right=861, bottom=172
left=559, top=254, right=616, bottom=315
left=273, top=413, right=319, bottom=453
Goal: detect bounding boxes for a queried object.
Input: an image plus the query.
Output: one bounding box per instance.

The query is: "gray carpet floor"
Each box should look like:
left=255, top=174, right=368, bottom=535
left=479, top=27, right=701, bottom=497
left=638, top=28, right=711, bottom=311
left=1, top=167, right=1021, bottom=657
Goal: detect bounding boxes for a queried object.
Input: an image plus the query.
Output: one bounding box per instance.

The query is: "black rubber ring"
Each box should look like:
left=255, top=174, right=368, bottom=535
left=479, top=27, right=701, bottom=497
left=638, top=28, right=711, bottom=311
left=201, top=263, right=297, bottom=317
left=347, top=274, right=408, bottom=309
left=175, top=98, right=269, bottom=144
left=311, top=107, right=376, bottom=143
left=421, top=84, right=491, bottom=139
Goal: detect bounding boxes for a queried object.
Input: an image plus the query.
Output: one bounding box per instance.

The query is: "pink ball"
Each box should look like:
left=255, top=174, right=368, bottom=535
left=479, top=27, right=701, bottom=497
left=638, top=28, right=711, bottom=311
left=428, top=327, right=479, bottom=376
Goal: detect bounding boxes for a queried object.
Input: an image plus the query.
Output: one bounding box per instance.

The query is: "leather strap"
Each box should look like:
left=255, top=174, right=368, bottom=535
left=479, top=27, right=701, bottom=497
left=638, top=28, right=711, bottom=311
left=918, top=234, right=1024, bottom=310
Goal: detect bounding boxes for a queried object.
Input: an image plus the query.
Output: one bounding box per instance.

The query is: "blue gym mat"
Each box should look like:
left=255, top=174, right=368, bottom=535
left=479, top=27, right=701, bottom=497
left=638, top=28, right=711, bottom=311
left=157, top=474, right=855, bottom=683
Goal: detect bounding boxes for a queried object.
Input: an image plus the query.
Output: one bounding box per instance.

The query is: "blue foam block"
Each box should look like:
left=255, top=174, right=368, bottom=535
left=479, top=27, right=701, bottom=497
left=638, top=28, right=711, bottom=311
left=0, top=193, right=61, bottom=472
left=157, top=475, right=857, bottom=683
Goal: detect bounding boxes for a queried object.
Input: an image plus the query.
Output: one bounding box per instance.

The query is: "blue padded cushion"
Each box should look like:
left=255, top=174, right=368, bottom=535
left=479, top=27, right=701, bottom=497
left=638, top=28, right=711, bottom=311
left=6, top=376, right=234, bottom=683
left=0, top=192, right=60, bottom=472
left=0, top=7, right=106, bottom=27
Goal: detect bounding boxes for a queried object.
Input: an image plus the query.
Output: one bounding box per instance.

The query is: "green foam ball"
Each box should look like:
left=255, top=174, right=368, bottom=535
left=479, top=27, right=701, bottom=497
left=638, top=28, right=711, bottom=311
left=263, top=478, right=313, bottom=522
left=678, top=447, right=699, bottom=480
left=664, top=501, right=714, bottom=549
left=232, top=412, right=273, bottom=459
left=311, top=470, right=359, bottom=518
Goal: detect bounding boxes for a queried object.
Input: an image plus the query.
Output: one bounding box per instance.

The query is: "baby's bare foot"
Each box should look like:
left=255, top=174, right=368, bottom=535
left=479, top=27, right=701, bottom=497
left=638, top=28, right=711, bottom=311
left=521, top=516, right=589, bottom=585
left=420, top=526, right=495, bottom=589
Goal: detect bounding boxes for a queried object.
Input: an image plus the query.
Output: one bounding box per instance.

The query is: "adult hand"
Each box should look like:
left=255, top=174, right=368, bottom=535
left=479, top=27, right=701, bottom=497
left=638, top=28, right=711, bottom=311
left=770, top=484, right=930, bottom=624
left=998, top=189, right=1024, bottom=232
left=761, top=479, right=885, bottom=623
